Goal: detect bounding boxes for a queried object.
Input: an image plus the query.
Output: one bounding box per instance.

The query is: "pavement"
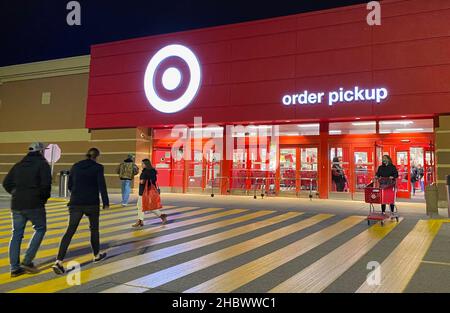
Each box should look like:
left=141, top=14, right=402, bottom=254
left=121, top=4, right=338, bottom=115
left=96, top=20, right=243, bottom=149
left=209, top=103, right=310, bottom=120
left=0, top=193, right=448, bottom=293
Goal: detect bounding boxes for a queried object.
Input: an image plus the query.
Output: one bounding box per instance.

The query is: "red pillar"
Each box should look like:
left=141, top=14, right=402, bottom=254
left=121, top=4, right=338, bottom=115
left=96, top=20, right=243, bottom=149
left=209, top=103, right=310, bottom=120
left=319, top=122, right=329, bottom=199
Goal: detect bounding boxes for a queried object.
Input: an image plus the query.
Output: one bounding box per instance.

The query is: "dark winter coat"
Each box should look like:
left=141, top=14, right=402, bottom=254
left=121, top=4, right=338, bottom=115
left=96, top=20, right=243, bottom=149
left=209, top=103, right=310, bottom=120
left=68, top=159, right=109, bottom=208
left=2, top=152, right=52, bottom=211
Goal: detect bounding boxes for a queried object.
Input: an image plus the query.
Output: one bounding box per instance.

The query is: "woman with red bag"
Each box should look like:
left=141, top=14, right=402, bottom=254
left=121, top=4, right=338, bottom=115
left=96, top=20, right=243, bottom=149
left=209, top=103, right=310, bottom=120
left=132, top=159, right=167, bottom=228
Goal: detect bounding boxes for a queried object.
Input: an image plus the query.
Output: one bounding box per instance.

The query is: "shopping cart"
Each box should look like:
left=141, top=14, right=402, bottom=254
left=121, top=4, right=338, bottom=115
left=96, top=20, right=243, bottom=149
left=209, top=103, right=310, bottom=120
left=364, top=178, right=399, bottom=226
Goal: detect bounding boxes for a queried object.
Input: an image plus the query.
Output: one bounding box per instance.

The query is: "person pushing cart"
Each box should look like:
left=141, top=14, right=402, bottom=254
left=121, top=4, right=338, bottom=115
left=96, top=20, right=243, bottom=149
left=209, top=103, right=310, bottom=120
left=375, top=155, right=399, bottom=214
left=365, top=155, right=400, bottom=226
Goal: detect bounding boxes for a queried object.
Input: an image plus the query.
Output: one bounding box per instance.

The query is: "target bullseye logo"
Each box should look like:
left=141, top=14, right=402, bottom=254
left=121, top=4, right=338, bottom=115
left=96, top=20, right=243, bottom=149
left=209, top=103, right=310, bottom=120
left=144, top=44, right=201, bottom=114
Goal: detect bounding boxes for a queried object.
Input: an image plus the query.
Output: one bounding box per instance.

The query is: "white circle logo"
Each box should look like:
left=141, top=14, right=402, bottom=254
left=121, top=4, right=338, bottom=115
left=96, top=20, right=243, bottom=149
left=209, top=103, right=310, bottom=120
left=144, top=44, right=201, bottom=114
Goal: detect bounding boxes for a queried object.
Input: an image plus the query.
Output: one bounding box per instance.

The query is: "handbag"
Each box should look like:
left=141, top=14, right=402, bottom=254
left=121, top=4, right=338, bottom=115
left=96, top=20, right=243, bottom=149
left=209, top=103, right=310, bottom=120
left=141, top=182, right=162, bottom=212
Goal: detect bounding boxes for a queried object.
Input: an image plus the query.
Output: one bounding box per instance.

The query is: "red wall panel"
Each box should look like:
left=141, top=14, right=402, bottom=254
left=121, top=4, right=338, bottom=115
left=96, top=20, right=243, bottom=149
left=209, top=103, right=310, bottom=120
left=86, top=0, right=450, bottom=129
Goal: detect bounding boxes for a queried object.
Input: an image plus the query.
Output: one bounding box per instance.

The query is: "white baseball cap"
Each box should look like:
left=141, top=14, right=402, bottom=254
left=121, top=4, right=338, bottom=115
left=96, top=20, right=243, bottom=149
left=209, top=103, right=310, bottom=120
left=28, top=142, right=48, bottom=152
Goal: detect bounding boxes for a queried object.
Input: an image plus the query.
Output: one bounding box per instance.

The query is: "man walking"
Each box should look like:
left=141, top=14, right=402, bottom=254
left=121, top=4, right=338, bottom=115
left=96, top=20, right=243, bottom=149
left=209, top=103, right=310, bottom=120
left=117, top=154, right=139, bottom=206
left=2, top=142, right=51, bottom=277
left=52, top=148, right=109, bottom=275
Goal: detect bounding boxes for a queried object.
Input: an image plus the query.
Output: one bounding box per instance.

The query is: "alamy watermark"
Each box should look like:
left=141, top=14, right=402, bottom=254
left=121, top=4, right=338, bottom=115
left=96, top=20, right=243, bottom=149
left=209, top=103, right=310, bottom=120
left=366, top=261, right=381, bottom=286
left=367, top=1, right=381, bottom=26
left=66, top=261, right=82, bottom=286
left=66, top=1, right=81, bottom=26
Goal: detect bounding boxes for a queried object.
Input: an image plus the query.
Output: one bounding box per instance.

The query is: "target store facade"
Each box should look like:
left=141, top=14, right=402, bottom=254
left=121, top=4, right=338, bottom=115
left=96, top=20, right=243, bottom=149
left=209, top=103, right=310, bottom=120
left=82, top=0, right=450, bottom=202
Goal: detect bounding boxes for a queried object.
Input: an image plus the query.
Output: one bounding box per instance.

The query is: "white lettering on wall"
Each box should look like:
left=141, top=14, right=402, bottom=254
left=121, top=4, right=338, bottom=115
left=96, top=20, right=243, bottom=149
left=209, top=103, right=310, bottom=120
left=282, top=86, right=388, bottom=107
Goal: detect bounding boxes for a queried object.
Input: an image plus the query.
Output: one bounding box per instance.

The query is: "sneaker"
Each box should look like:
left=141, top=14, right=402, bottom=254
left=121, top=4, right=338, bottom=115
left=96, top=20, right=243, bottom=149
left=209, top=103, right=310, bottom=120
left=121, top=204, right=127, bottom=207
left=160, top=214, right=168, bottom=224
left=21, top=262, right=40, bottom=274
left=93, top=252, right=107, bottom=263
left=52, top=262, right=65, bottom=275
left=132, top=220, right=144, bottom=228
left=11, top=267, right=25, bottom=278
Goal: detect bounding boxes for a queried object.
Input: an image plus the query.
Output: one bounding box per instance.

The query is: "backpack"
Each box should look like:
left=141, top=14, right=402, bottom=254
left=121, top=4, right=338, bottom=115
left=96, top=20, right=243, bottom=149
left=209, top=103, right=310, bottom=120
left=118, top=162, right=138, bottom=180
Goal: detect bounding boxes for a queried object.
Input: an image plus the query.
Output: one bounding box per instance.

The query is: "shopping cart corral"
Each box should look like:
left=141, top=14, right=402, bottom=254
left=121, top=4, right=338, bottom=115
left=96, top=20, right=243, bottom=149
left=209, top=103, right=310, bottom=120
left=364, top=178, right=399, bottom=226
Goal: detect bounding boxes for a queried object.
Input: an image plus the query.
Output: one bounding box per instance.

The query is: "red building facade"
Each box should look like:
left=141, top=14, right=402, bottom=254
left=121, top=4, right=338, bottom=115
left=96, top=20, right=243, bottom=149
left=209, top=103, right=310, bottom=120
left=86, top=0, right=450, bottom=200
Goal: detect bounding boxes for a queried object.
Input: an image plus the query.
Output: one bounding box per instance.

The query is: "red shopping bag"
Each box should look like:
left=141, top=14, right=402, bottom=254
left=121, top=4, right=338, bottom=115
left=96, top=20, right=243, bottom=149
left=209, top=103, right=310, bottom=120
left=142, top=183, right=162, bottom=212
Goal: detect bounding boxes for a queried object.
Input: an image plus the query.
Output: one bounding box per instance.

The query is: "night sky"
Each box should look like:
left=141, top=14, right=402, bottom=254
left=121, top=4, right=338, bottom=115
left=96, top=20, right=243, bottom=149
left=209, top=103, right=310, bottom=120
left=1, top=0, right=369, bottom=67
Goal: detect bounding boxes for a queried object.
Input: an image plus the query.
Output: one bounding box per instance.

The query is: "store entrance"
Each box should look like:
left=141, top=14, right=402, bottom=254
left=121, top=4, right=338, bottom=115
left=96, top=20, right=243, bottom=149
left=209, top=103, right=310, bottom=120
left=329, top=145, right=375, bottom=200
left=230, top=137, right=276, bottom=196
left=379, top=144, right=435, bottom=200
left=186, top=148, right=222, bottom=195
left=278, top=146, right=318, bottom=197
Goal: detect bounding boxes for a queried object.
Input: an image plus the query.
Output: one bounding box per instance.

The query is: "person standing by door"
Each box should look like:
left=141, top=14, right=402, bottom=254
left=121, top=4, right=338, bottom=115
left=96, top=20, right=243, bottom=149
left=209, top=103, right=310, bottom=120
left=132, top=159, right=167, bottom=228
left=375, top=155, right=399, bottom=214
left=52, top=148, right=109, bottom=275
left=2, top=142, right=51, bottom=277
left=416, top=164, right=425, bottom=192
left=410, top=163, right=418, bottom=196
left=117, top=154, right=139, bottom=207
left=331, top=157, right=347, bottom=192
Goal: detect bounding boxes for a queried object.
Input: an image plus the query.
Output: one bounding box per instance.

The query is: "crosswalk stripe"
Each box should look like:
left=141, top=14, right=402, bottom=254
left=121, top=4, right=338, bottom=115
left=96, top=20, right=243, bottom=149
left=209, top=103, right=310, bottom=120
left=102, top=213, right=338, bottom=293
left=0, top=204, right=126, bottom=240
left=0, top=204, right=135, bottom=232
left=0, top=203, right=163, bottom=227
left=0, top=204, right=177, bottom=233
left=0, top=207, right=249, bottom=286
left=182, top=216, right=364, bottom=293
left=8, top=211, right=304, bottom=293
left=0, top=206, right=195, bottom=254
left=355, top=219, right=442, bottom=293
left=0, top=201, right=68, bottom=212
left=0, top=204, right=69, bottom=220
left=0, top=200, right=69, bottom=210
left=421, top=260, right=450, bottom=267
left=0, top=205, right=185, bottom=243
left=0, top=203, right=126, bottom=227
left=0, top=207, right=232, bottom=268
left=269, top=218, right=403, bottom=293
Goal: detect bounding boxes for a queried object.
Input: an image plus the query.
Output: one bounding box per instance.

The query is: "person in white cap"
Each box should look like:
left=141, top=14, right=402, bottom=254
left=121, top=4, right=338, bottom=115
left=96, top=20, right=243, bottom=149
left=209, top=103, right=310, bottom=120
left=2, top=142, right=52, bottom=277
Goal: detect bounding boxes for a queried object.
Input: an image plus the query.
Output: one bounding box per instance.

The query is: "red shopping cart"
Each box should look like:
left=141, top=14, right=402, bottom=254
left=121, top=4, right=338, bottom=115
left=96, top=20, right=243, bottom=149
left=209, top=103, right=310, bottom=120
left=364, top=178, right=399, bottom=226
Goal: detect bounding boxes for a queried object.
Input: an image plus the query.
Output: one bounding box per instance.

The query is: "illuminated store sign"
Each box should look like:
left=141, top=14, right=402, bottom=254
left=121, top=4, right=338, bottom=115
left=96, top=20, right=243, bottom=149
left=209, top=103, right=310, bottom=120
left=282, top=87, right=388, bottom=106
left=144, top=44, right=201, bottom=114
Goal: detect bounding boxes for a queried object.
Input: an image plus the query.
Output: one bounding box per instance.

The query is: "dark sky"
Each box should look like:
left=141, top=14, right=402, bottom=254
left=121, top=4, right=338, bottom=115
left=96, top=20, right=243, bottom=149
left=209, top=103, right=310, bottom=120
left=1, top=0, right=369, bottom=67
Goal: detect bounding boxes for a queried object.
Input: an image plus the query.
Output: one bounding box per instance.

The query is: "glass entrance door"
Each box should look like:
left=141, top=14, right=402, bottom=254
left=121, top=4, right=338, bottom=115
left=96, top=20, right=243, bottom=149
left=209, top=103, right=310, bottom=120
left=278, top=146, right=318, bottom=197
left=352, top=147, right=375, bottom=200
left=187, top=150, right=204, bottom=193
left=396, top=149, right=410, bottom=198
left=410, top=147, right=425, bottom=199
left=230, top=148, right=248, bottom=194
left=300, top=147, right=318, bottom=195
left=424, top=149, right=435, bottom=188
left=329, top=146, right=351, bottom=199
left=279, top=148, right=297, bottom=195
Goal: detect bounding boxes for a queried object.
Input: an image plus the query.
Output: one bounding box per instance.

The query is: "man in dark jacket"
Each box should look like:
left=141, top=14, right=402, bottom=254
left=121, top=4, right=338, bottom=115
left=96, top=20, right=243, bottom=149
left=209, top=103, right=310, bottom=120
left=52, top=148, right=109, bottom=275
left=2, top=142, right=51, bottom=277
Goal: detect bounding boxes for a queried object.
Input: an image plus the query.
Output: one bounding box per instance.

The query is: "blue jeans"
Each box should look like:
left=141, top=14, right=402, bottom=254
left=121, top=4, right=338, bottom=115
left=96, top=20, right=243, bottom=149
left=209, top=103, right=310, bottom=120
left=9, top=209, right=47, bottom=271
left=121, top=179, right=132, bottom=205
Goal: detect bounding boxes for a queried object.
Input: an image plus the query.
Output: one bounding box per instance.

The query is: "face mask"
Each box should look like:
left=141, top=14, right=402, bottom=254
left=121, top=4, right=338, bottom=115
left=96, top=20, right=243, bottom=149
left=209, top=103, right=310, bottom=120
left=382, top=160, right=388, bottom=165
